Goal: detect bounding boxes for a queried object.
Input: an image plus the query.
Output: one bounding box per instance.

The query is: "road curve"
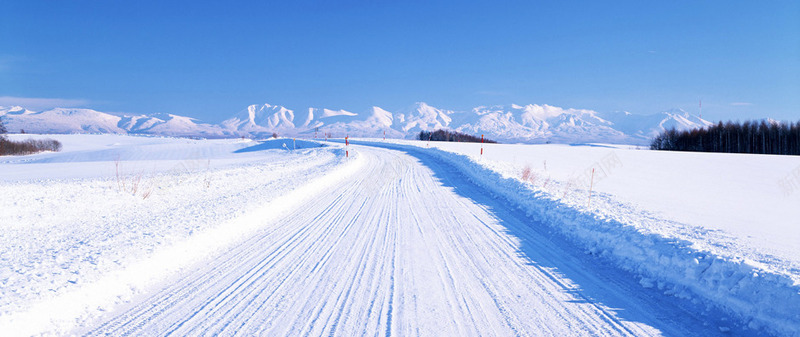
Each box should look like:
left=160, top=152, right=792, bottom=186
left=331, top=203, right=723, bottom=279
left=85, top=144, right=735, bottom=336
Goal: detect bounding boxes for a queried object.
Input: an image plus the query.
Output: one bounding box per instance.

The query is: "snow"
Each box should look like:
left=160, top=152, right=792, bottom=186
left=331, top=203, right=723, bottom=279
left=2, top=133, right=797, bottom=336
left=0, top=134, right=298, bottom=181
left=77, top=140, right=742, bottom=336
left=0, top=134, right=356, bottom=335
left=408, top=141, right=800, bottom=266
left=361, top=138, right=800, bottom=336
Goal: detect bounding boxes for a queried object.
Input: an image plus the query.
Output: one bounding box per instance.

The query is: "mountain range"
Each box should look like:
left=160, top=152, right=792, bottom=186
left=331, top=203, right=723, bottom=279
left=0, top=102, right=713, bottom=145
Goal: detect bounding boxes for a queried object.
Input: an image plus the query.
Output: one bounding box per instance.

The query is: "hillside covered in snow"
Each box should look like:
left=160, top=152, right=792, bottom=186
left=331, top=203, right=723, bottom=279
left=0, top=102, right=713, bottom=145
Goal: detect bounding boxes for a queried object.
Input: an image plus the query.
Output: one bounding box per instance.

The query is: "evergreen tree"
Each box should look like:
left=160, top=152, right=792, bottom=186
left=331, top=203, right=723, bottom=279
left=0, top=116, right=7, bottom=139
left=651, top=119, right=800, bottom=155
left=418, top=129, right=497, bottom=143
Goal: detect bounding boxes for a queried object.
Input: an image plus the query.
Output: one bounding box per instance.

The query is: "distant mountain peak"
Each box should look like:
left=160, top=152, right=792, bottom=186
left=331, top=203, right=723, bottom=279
left=0, top=106, right=37, bottom=116
left=662, top=107, right=693, bottom=116
left=3, top=102, right=718, bottom=145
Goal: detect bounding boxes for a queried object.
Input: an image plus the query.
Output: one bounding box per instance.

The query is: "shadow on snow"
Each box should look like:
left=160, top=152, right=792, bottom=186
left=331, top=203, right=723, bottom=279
left=355, top=140, right=757, bottom=337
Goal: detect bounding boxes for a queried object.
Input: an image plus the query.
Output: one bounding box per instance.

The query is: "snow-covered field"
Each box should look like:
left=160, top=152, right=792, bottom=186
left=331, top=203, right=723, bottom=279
left=0, top=134, right=355, bottom=335
left=1, top=134, right=798, bottom=336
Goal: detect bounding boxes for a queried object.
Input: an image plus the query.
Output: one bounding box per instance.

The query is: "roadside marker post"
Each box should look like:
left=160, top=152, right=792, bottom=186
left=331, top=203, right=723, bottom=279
left=383, top=131, right=386, bottom=141
left=346, top=135, right=349, bottom=158
left=480, top=134, right=484, bottom=157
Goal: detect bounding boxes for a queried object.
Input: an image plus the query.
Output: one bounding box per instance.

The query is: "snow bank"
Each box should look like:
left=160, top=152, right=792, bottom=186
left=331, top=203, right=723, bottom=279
left=233, top=138, right=327, bottom=152
left=359, top=140, right=800, bottom=336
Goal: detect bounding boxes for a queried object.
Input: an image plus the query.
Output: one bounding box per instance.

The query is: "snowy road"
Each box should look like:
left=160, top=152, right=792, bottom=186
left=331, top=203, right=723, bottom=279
left=84, top=144, right=740, bottom=336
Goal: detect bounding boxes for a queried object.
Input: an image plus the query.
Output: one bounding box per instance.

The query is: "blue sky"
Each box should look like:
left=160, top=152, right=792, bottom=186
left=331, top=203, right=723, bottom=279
left=1, top=1, right=798, bottom=122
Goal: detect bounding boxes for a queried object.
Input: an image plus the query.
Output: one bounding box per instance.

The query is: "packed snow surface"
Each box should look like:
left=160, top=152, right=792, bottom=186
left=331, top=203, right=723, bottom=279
left=1, top=135, right=797, bottom=336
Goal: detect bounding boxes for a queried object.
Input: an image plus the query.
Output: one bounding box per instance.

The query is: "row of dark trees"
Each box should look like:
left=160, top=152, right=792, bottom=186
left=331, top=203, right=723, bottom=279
left=0, top=117, right=63, bottom=155
left=0, top=138, right=63, bottom=155
left=418, top=129, right=497, bottom=143
left=651, top=120, right=800, bottom=155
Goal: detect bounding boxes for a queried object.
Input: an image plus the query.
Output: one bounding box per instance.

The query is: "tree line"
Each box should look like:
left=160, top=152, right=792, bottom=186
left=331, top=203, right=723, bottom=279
left=651, top=120, right=800, bottom=155
left=0, top=117, right=63, bottom=155
left=418, top=129, right=497, bottom=143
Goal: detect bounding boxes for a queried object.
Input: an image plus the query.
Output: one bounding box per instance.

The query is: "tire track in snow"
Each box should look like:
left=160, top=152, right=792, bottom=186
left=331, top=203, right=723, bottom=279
left=85, top=145, right=736, bottom=336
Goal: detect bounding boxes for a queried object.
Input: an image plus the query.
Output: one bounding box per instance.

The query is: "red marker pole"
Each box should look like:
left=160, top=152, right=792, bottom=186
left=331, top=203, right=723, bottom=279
left=480, top=134, right=484, bottom=156
left=345, top=135, right=349, bottom=158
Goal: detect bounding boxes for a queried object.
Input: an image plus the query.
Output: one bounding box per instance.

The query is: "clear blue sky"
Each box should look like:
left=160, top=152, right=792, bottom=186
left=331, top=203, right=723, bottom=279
left=1, top=0, right=798, bottom=122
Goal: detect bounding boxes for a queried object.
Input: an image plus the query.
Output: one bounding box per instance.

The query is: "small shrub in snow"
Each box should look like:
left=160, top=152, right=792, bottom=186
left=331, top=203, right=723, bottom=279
left=561, top=180, right=574, bottom=199
left=521, top=166, right=532, bottom=181
left=114, top=158, right=156, bottom=199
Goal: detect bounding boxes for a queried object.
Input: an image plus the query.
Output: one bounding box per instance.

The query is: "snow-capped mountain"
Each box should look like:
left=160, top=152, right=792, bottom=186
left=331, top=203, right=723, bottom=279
left=132, top=113, right=226, bottom=138
left=220, top=104, right=297, bottom=135
left=1, top=103, right=713, bottom=145
left=394, top=102, right=456, bottom=134
left=0, top=107, right=127, bottom=134
left=0, top=106, right=227, bottom=137
left=598, top=108, right=715, bottom=140
left=305, top=106, right=402, bottom=138
left=453, top=104, right=630, bottom=144
left=220, top=104, right=404, bottom=138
